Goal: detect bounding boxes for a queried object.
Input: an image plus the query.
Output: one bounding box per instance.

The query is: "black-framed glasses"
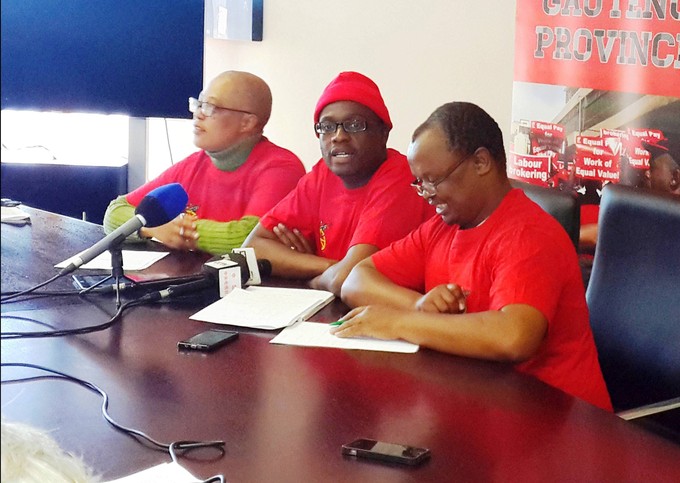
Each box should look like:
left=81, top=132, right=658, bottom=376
left=411, top=151, right=476, bottom=197
left=188, top=97, right=254, bottom=117
left=315, top=119, right=368, bottom=135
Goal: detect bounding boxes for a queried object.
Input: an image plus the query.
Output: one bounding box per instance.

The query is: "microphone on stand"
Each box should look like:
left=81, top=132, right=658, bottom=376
left=58, top=183, right=189, bottom=276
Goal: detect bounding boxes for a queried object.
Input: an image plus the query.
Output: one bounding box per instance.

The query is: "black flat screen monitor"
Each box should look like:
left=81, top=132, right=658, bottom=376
left=1, top=0, right=204, bottom=119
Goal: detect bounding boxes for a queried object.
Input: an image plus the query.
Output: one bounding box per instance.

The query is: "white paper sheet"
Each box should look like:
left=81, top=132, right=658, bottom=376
left=1, top=206, right=31, bottom=224
left=55, top=250, right=169, bottom=271
left=270, top=321, right=419, bottom=353
left=190, top=286, right=335, bottom=330
left=105, top=461, right=203, bottom=482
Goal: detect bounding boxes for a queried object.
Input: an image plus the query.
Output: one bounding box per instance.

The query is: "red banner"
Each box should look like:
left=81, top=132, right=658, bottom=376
left=515, top=0, right=680, bottom=97
left=508, top=152, right=554, bottom=186
left=530, top=120, right=566, bottom=156
left=626, top=127, right=667, bottom=168
left=573, top=135, right=621, bottom=181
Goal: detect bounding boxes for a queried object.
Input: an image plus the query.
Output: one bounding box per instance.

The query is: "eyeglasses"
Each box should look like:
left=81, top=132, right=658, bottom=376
left=188, top=97, right=254, bottom=117
left=315, top=119, right=368, bottom=135
left=411, top=152, right=476, bottom=197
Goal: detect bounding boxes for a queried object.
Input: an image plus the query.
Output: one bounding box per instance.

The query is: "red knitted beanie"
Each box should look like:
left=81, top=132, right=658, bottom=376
left=314, top=71, right=392, bottom=130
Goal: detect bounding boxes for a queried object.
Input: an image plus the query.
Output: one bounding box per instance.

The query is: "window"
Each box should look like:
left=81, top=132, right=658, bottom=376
left=1, top=110, right=128, bottom=166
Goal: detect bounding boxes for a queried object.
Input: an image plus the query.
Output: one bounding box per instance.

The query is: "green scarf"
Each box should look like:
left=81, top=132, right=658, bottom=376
left=207, top=135, right=261, bottom=172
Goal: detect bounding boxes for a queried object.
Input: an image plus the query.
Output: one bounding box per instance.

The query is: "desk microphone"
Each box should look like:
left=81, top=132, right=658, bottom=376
left=87, top=274, right=206, bottom=294
left=257, top=259, right=272, bottom=277
left=58, top=183, right=189, bottom=276
left=140, top=252, right=250, bottom=302
left=230, top=247, right=271, bottom=284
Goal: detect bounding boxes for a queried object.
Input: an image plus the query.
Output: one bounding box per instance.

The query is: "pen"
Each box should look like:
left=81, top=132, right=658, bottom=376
left=329, top=320, right=345, bottom=327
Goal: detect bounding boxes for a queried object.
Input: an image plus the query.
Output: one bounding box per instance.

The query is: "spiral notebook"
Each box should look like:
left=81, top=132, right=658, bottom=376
left=189, top=286, right=335, bottom=330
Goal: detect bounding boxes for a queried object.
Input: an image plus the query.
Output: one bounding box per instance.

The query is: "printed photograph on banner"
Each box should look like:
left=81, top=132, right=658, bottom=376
left=510, top=82, right=679, bottom=207
left=512, top=0, right=680, bottom=210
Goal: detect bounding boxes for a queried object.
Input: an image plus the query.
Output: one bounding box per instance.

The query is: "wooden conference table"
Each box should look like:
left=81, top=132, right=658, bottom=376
left=1, top=208, right=679, bottom=482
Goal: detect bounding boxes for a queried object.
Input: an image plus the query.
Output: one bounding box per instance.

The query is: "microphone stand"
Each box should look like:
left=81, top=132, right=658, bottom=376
left=79, top=246, right=136, bottom=308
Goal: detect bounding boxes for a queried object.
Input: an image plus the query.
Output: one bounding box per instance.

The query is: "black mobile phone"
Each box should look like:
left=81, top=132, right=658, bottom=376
left=177, top=329, right=239, bottom=352
left=341, top=438, right=431, bottom=466
left=72, top=274, right=110, bottom=290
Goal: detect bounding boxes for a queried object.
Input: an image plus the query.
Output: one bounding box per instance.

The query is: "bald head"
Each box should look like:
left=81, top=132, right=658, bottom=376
left=208, top=70, right=272, bottom=129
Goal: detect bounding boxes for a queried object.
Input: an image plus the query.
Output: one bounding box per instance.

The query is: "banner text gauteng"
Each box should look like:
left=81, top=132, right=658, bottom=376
left=515, top=0, right=680, bottom=97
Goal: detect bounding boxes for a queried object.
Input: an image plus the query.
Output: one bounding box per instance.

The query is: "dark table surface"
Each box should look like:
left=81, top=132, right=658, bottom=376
left=2, top=208, right=680, bottom=482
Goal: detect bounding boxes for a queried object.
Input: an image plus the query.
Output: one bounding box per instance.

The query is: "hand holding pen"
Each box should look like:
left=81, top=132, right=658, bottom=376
left=329, top=284, right=470, bottom=340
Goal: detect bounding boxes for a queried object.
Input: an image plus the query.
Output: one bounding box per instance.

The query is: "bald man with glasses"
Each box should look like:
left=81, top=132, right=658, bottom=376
left=104, top=70, right=305, bottom=254
left=338, top=101, right=612, bottom=412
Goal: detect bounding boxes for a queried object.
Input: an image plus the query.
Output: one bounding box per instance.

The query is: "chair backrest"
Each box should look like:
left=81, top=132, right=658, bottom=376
left=586, top=184, right=680, bottom=411
left=510, top=180, right=580, bottom=248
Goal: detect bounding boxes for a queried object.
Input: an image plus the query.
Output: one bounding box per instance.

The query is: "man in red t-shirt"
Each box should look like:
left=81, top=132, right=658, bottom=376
left=243, top=72, right=433, bottom=295
left=337, top=102, right=612, bottom=411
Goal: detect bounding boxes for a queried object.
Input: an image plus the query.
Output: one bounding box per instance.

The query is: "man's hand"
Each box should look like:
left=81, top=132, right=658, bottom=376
left=273, top=223, right=314, bottom=253
left=415, top=284, right=468, bottom=314
left=329, top=305, right=405, bottom=341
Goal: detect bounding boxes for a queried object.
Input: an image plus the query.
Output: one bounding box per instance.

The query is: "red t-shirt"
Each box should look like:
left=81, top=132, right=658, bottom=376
left=260, top=149, right=435, bottom=260
left=372, top=189, right=612, bottom=411
left=126, top=137, right=305, bottom=221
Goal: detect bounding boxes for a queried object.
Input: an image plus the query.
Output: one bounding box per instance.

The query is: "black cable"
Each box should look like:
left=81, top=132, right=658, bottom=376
left=0, top=289, right=111, bottom=306
left=0, top=272, right=65, bottom=303
left=1, top=275, right=209, bottom=338
left=170, top=442, right=226, bottom=483
left=1, top=274, right=206, bottom=304
left=1, top=314, right=58, bottom=330
left=1, top=362, right=225, bottom=480
left=0, top=297, right=143, bottom=340
left=2, top=289, right=84, bottom=297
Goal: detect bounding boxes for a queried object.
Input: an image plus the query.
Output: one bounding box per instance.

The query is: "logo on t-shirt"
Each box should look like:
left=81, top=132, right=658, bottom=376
left=319, top=222, right=329, bottom=252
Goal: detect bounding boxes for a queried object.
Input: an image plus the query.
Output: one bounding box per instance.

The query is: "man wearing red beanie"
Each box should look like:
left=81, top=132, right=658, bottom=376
left=243, top=71, right=434, bottom=295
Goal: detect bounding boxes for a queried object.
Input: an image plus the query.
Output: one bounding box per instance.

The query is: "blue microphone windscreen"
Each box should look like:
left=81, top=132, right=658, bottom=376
left=135, top=183, right=189, bottom=227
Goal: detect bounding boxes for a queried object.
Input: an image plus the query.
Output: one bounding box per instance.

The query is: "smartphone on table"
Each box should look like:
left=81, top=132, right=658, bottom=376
left=177, top=329, right=239, bottom=352
left=72, top=274, right=110, bottom=290
left=341, top=438, right=431, bottom=466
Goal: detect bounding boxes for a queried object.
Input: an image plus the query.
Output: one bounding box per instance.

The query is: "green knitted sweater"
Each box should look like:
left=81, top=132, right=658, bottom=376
left=103, top=196, right=259, bottom=255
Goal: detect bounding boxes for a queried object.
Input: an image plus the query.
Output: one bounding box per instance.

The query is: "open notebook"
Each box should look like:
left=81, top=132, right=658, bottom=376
left=189, top=286, right=335, bottom=330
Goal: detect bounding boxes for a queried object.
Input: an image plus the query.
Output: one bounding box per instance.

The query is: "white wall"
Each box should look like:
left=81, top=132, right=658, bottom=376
left=204, top=0, right=518, bottom=170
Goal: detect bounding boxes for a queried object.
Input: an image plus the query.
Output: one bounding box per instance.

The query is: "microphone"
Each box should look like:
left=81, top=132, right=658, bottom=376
left=145, top=277, right=215, bottom=301
left=58, top=183, right=188, bottom=276
left=141, top=252, right=250, bottom=302
left=257, top=259, right=272, bottom=278
left=230, top=247, right=271, bottom=285
left=86, top=274, right=206, bottom=294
